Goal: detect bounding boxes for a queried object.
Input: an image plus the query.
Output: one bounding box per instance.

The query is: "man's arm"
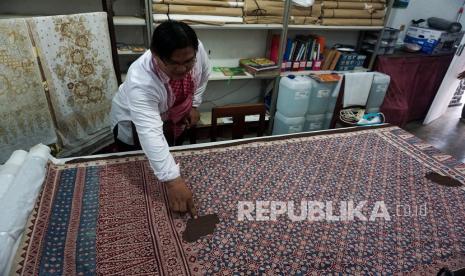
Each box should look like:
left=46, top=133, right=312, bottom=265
left=127, top=85, right=180, bottom=181
left=127, top=85, right=195, bottom=215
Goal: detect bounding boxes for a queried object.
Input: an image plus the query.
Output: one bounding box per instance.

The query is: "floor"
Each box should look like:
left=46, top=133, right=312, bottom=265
left=404, top=105, right=465, bottom=163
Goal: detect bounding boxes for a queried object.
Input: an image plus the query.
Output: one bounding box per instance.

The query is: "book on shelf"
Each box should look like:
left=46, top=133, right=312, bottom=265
left=251, top=58, right=276, bottom=67
left=330, top=51, right=342, bottom=70
left=216, top=67, right=247, bottom=77
left=323, top=48, right=368, bottom=71
left=239, top=58, right=279, bottom=76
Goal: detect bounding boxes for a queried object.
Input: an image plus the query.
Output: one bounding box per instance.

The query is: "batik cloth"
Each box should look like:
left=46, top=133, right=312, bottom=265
left=12, top=126, right=465, bottom=275
left=27, top=12, right=118, bottom=157
left=0, top=18, right=57, bottom=163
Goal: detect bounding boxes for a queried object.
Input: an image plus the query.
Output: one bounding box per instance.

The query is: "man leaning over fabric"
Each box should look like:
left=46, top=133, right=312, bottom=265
left=110, top=21, right=211, bottom=216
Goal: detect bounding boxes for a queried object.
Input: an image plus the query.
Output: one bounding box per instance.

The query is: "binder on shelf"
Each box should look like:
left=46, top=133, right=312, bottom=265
left=280, top=35, right=324, bottom=72
left=269, top=34, right=280, bottom=64
left=291, top=61, right=300, bottom=71
left=305, top=60, right=313, bottom=70
left=312, top=59, right=322, bottom=71
left=286, top=61, right=292, bottom=71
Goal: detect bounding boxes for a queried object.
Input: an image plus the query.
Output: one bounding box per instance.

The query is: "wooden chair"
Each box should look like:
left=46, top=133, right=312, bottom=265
left=210, top=103, right=266, bottom=142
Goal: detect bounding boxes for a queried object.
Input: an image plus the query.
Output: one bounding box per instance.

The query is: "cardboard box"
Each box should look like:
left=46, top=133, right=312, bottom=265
left=404, top=26, right=464, bottom=54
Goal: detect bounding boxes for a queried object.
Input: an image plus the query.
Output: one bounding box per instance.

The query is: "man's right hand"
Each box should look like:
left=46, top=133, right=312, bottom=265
left=459, top=71, right=465, bottom=80
left=165, top=177, right=197, bottom=217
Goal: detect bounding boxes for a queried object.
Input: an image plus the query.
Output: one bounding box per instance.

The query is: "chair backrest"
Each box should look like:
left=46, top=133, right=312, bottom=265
left=210, top=103, right=266, bottom=142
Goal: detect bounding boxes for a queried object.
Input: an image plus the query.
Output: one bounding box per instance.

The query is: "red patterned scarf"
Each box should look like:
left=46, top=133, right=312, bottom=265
left=152, top=58, right=195, bottom=141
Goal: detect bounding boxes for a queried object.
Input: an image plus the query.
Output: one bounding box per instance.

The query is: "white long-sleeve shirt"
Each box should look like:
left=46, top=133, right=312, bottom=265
left=110, top=41, right=211, bottom=182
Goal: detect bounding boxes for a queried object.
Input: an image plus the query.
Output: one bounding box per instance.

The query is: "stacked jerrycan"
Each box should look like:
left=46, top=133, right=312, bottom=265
left=272, top=72, right=389, bottom=134
left=273, top=75, right=311, bottom=135
left=365, top=72, right=391, bottom=114
left=305, top=77, right=339, bottom=131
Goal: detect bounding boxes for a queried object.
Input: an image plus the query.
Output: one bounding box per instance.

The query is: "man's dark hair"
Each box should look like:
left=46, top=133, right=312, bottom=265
left=150, top=20, right=199, bottom=61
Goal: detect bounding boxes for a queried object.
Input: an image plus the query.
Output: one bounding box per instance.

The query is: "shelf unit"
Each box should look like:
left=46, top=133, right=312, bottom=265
left=113, top=15, right=145, bottom=26
left=123, top=70, right=277, bottom=82
left=287, top=25, right=384, bottom=31
left=266, top=0, right=394, bottom=133
left=117, top=49, right=147, bottom=55
left=103, top=0, right=152, bottom=84
left=280, top=68, right=370, bottom=77
left=171, top=24, right=283, bottom=30
left=209, top=70, right=277, bottom=81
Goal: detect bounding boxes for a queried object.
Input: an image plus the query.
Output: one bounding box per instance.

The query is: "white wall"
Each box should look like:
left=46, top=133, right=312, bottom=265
left=195, top=29, right=271, bottom=111
left=387, top=0, right=465, bottom=40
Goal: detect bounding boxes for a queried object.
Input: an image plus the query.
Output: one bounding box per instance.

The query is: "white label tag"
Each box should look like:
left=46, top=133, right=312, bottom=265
left=289, top=126, right=303, bottom=133
left=317, top=90, right=330, bottom=98
left=376, top=85, right=388, bottom=93
left=295, top=90, right=310, bottom=100
left=309, top=122, right=323, bottom=130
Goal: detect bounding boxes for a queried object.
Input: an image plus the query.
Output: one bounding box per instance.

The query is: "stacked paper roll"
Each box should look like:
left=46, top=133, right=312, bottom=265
left=152, top=0, right=386, bottom=26
left=322, top=9, right=385, bottom=19
left=321, top=1, right=385, bottom=9
left=337, top=0, right=386, bottom=2
left=244, top=15, right=318, bottom=24
left=153, top=0, right=244, bottom=8
left=152, top=0, right=244, bottom=24
left=320, top=18, right=384, bottom=25
left=153, top=4, right=243, bottom=17
left=320, top=0, right=386, bottom=26
left=243, top=0, right=317, bottom=24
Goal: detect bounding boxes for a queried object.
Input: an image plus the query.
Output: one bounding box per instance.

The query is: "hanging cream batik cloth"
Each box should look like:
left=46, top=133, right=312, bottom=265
left=27, top=12, right=119, bottom=157
left=0, top=18, right=57, bottom=163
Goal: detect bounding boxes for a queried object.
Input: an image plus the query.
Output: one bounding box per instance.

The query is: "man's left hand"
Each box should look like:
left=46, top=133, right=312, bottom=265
left=186, top=107, right=200, bottom=128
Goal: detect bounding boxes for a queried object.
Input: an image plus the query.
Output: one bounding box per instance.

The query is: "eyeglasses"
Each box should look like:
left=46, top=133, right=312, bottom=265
left=162, top=56, right=197, bottom=70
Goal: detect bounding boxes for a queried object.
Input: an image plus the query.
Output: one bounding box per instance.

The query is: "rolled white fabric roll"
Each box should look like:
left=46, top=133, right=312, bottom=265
left=0, top=232, right=16, bottom=276
left=0, top=144, right=50, bottom=275
left=0, top=150, right=28, bottom=199
left=28, top=143, right=51, bottom=162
